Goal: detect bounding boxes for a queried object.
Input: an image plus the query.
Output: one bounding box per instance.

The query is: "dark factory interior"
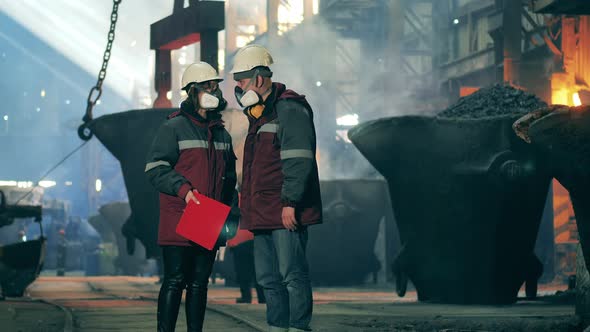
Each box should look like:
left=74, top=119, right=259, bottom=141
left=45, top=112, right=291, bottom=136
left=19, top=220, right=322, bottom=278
left=1, top=0, right=590, bottom=331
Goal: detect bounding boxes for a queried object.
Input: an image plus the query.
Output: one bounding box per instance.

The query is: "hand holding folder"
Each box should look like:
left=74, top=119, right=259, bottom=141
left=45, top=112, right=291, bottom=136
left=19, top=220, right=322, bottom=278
left=176, top=192, right=231, bottom=250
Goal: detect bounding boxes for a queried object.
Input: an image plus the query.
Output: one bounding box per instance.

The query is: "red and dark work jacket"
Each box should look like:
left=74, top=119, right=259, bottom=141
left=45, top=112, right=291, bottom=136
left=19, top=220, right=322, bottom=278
left=240, top=82, right=323, bottom=231
left=145, top=108, right=237, bottom=246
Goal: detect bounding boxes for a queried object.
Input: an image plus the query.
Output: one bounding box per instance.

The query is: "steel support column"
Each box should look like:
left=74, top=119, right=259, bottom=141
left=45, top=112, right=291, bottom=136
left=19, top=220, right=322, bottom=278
left=503, top=0, right=522, bottom=85
left=304, top=0, right=314, bottom=20
left=267, top=0, right=280, bottom=44
left=153, top=49, right=172, bottom=108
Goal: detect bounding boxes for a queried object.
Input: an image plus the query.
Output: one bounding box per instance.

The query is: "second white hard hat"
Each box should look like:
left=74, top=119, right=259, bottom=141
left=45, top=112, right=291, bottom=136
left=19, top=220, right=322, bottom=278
left=230, top=44, right=274, bottom=74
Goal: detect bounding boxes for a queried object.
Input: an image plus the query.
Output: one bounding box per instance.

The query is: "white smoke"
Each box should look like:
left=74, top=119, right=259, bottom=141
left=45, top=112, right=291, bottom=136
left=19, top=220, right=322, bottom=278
left=223, top=2, right=444, bottom=180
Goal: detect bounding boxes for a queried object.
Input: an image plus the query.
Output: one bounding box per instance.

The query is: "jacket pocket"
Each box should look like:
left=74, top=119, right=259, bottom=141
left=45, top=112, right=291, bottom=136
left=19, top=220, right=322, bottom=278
left=251, top=133, right=283, bottom=191
left=252, top=189, right=283, bottom=227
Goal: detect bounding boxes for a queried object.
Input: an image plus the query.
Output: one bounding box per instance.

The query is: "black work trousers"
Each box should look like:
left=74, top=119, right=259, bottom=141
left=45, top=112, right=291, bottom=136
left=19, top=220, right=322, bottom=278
left=157, top=245, right=217, bottom=332
left=231, top=241, right=265, bottom=303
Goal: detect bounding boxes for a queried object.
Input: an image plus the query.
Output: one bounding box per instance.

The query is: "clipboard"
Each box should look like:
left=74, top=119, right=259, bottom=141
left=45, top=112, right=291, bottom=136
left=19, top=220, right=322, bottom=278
left=175, top=192, right=231, bottom=250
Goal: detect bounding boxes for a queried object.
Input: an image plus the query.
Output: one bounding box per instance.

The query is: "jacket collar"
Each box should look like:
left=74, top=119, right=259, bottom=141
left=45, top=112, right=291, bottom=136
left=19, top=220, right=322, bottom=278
left=244, top=82, right=310, bottom=124
left=179, top=100, right=223, bottom=129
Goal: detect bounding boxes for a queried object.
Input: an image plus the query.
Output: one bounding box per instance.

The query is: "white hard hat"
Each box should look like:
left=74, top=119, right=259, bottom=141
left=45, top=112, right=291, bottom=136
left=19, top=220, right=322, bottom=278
left=230, top=44, right=274, bottom=74
left=181, top=62, right=223, bottom=90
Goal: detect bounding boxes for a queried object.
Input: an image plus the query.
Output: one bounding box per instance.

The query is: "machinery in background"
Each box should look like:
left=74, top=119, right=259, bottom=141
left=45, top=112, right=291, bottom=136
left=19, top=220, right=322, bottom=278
left=0, top=189, right=45, bottom=297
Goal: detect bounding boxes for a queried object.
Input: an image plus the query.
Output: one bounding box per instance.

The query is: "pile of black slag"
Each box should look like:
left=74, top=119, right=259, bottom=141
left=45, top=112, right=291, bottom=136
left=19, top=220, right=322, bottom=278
left=437, top=84, right=547, bottom=119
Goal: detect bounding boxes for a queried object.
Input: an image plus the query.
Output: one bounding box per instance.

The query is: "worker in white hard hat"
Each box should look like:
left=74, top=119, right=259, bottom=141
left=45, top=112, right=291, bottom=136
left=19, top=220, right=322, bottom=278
left=231, top=44, right=322, bottom=332
left=180, top=61, right=228, bottom=119
left=146, top=61, right=238, bottom=332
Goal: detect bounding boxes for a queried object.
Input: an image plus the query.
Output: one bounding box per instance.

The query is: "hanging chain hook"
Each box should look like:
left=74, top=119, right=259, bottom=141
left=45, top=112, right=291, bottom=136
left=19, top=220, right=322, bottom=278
left=78, top=0, right=122, bottom=140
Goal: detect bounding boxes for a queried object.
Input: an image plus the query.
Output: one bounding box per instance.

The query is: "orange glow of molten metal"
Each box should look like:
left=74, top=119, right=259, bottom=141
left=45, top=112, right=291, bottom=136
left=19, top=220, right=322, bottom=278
left=573, top=92, right=582, bottom=107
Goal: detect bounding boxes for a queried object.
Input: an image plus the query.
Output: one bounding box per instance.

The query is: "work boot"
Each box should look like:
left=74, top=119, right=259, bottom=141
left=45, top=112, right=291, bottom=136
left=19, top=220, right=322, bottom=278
left=255, top=285, right=266, bottom=304
left=237, top=284, right=252, bottom=303
left=186, top=283, right=208, bottom=332
left=157, top=278, right=183, bottom=332
left=236, top=296, right=252, bottom=304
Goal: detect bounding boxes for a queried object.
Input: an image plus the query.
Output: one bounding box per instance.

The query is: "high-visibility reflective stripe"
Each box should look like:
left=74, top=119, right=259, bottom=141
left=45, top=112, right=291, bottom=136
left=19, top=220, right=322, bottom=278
left=258, top=123, right=278, bottom=134
left=179, top=140, right=231, bottom=151
left=145, top=160, right=171, bottom=172
left=179, top=140, right=208, bottom=150
left=280, top=149, right=314, bottom=160
left=214, top=142, right=231, bottom=150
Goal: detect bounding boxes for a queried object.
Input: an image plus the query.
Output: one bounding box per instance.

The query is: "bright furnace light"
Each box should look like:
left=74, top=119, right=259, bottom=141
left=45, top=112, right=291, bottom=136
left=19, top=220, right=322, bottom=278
left=316, top=81, right=322, bottom=87
left=573, top=92, right=582, bottom=106
left=336, top=114, right=359, bottom=126
left=453, top=19, right=460, bottom=25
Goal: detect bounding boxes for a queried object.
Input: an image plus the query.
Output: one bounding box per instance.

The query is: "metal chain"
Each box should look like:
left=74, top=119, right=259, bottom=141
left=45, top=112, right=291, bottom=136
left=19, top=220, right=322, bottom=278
left=79, top=0, right=122, bottom=140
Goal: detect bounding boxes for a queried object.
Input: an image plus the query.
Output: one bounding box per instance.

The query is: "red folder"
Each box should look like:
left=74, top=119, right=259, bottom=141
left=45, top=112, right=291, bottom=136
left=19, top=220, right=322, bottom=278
left=175, top=192, right=231, bottom=250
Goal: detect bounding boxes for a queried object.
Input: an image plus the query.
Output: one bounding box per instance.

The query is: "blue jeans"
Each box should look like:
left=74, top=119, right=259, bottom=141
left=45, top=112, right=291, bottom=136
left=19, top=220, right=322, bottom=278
left=254, top=228, right=312, bottom=331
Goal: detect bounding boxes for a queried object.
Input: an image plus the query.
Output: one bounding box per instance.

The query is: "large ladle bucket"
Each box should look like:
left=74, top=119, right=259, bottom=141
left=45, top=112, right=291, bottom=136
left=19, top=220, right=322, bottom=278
left=349, top=115, right=552, bottom=304
left=89, top=109, right=174, bottom=258
left=525, top=107, right=590, bottom=254
left=515, top=106, right=590, bottom=314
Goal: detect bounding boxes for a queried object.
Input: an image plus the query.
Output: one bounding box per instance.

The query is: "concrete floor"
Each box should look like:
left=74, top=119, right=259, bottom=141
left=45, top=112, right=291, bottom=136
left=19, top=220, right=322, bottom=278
left=0, top=276, right=584, bottom=331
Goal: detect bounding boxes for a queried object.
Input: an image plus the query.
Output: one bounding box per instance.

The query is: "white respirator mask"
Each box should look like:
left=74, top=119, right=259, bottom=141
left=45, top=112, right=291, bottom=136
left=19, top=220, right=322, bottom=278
left=199, top=92, right=220, bottom=110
